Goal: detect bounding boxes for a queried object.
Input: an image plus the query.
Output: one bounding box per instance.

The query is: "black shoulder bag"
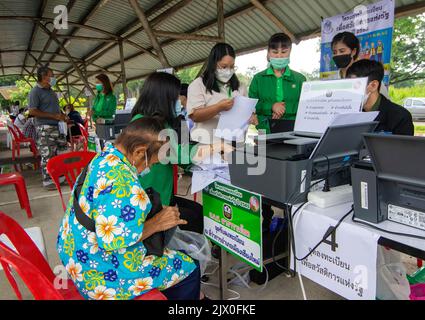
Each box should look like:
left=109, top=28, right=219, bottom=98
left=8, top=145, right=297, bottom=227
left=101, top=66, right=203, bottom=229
left=73, top=167, right=176, bottom=257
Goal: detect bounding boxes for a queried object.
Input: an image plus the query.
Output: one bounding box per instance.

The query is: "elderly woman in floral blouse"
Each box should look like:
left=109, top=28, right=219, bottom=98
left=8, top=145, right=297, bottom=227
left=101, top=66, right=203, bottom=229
left=57, top=117, right=200, bottom=300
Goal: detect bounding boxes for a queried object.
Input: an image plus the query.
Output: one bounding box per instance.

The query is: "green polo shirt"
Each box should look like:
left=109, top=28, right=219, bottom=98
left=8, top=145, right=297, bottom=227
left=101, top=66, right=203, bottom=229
left=132, top=114, right=198, bottom=205
left=371, top=94, right=382, bottom=112
left=249, top=67, right=306, bottom=133
left=92, top=92, right=117, bottom=123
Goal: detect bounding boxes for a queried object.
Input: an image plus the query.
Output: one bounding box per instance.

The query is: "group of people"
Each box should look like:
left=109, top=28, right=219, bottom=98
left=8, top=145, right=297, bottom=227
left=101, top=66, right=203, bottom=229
left=20, top=30, right=414, bottom=301
left=8, top=102, right=37, bottom=141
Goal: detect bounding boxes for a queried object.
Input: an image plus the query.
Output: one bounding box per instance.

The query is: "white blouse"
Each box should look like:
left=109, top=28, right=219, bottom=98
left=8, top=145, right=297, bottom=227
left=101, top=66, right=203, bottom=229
left=187, top=77, right=247, bottom=144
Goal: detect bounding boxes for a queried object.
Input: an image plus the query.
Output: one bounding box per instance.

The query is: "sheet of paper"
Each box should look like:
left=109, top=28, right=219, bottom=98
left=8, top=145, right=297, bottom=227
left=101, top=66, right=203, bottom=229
left=191, top=170, right=216, bottom=194
left=330, top=112, right=379, bottom=126
left=294, top=78, right=368, bottom=134
left=215, top=96, right=258, bottom=141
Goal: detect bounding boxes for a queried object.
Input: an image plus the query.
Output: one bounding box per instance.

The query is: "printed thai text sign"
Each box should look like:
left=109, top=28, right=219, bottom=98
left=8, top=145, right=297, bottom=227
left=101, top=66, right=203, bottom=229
left=203, top=182, right=263, bottom=272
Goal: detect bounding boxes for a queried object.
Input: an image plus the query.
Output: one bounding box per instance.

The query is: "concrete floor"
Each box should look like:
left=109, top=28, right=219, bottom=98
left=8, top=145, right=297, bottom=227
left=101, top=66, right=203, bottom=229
left=0, top=149, right=418, bottom=300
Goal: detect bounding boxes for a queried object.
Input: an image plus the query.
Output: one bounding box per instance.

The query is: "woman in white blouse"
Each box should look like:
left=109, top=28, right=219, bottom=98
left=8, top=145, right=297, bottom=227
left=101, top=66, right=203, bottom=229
left=187, top=43, right=257, bottom=145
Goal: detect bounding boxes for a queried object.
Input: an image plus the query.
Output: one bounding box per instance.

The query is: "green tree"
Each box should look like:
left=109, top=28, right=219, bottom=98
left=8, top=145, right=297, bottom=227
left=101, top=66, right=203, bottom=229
left=390, top=14, right=425, bottom=87
left=176, top=65, right=202, bottom=84
left=9, top=78, right=34, bottom=106
left=0, top=75, right=21, bottom=109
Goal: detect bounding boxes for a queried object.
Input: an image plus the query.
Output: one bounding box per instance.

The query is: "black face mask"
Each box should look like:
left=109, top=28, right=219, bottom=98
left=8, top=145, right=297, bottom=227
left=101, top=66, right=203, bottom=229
left=333, top=54, right=353, bottom=69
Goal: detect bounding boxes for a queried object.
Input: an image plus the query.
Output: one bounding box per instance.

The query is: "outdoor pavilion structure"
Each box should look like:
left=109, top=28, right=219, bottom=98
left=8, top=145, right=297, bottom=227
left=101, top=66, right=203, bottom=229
left=0, top=0, right=425, bottom=103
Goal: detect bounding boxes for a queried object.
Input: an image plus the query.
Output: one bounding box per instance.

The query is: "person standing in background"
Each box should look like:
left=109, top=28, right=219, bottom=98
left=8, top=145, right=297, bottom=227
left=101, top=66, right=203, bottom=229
left=28, top=66, right=68, bottom=190
left=249, top=33, right=306, bottom=134
left=331, top=32, right=360, bottom=79
left=88, top=74, right=117, bottom=123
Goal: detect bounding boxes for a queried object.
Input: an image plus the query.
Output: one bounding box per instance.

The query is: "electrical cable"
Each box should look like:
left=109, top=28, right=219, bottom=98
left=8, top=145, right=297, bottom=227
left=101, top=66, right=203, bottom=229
left=295, top=207, right=353, bottom=262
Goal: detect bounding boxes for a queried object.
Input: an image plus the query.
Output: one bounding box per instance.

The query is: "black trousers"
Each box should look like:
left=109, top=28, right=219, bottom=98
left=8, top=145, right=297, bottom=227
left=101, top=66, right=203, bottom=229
left=161, top=258, right=201, bottom=300
left=170, top=196, right=204, bottom=234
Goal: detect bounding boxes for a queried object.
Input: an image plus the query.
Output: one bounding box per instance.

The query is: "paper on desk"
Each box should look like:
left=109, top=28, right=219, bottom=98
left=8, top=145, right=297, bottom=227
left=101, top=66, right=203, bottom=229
left=215, top=96, right=258, bottom=141
left=191, top=169, right=230, bottom=194
left=191, top=155, right=230, bottom=194
left=330, top=112, right=379, bottom=126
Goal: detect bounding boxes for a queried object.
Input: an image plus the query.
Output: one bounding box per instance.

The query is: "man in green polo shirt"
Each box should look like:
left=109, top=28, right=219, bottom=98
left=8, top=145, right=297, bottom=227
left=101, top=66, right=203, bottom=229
left=249, top=33, right=306, bottom=134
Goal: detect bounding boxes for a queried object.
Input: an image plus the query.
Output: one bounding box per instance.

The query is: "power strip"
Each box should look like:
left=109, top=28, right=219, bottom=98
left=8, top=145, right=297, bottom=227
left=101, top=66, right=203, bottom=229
left=308, top=184, right=353, bottom=209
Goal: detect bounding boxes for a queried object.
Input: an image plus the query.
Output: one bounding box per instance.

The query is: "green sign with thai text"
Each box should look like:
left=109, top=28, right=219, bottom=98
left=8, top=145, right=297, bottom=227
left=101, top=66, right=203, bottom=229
left=203, top=181, right=262, bottom=272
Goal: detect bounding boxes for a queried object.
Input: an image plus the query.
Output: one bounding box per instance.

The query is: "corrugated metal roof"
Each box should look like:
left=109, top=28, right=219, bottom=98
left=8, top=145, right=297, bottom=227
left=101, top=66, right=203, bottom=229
left=0, top=0, right=424, bottom=89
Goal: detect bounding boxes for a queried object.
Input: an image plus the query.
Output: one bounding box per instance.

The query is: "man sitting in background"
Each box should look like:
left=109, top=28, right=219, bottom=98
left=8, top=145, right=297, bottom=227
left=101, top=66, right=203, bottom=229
left=346, top=59, right=414, bottom=136
left=64, top=104, right=84, bottom=138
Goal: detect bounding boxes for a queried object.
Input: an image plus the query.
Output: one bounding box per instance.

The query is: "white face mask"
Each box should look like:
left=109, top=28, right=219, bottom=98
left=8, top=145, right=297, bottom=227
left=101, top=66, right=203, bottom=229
left=215, top=68, right=235, bottom=83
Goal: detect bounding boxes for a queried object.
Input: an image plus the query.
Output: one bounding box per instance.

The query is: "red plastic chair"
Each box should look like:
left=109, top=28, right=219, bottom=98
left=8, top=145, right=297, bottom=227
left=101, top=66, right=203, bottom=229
left=7, top=124, right=39, bottom=171
left=0, top=173, right=32, bottom=218
left=46, top=151, right=97, bottom=211
left=0, top=212, right=166, bottom=300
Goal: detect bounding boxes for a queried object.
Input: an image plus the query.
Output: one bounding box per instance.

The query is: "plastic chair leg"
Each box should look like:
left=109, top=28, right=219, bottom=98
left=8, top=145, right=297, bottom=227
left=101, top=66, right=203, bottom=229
left=15, top=180, right=33, bottom=219
left=14, top=184, right=24, bottom=209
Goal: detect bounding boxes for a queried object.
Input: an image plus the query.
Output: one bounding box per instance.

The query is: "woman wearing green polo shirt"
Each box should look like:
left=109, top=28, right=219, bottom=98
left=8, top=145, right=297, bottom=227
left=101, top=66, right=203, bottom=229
left=131, top=72, right=205, bottom=234
left=249, top=33, right=306, bottom=231
left=89, top=73, right=117, bottom=123
left=249, top=33, right=306, bottom=134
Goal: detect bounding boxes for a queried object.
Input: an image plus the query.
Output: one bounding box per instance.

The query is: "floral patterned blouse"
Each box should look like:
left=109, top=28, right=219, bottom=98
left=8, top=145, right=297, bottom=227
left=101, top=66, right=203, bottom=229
left=57, top=144, right=196, bottom=300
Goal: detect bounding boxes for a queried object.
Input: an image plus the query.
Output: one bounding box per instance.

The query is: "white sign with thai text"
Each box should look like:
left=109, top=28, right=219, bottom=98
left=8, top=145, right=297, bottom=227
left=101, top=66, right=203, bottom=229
left=291, top=203, right=380, bottom=300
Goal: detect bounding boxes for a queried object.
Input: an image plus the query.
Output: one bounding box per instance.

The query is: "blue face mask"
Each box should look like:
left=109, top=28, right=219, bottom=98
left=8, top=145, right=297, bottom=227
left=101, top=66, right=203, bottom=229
left=175, top=100, right=183, bottom=116
left=138, top=152, right=151, bottom=178
left=139, top=166, right=151, bottom=177
left=49, top=77, right=57, bottom=87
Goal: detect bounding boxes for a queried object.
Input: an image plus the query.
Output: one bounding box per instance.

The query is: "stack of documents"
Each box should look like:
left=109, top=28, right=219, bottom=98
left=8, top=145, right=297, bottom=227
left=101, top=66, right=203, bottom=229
left=190, top=154, right=230, bottom=194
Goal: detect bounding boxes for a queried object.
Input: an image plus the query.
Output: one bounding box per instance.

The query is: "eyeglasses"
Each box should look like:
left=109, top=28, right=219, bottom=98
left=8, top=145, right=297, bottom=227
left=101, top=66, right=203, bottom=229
left=217, top=64, right=236, bottom=71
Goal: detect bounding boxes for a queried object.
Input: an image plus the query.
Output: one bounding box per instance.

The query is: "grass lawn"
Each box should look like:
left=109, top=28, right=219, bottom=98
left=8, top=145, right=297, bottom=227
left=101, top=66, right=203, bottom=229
left=415, top=123, right=425, bottom=136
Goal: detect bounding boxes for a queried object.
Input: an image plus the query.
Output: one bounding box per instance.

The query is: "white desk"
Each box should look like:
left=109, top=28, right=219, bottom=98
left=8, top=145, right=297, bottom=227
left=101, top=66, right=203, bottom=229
left=292, top=202, right=425, bottom=300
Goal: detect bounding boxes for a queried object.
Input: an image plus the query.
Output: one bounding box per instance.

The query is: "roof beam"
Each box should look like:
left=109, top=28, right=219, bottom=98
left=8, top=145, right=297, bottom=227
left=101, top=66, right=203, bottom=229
left=101, top=0, right=274, bottom=71
left=0, top=52, right=4, bottom=76
left=55, top=35, right=117, bottom=42
left=0, top=49, right=83, bottom=61
left=30, top=0, right=77, bottom=75
left=22, top=0, right=48, bottom=76
left=217, top=0, right=225, bottom=41
left=38, top=22, right=95, bottom=96
left=46, top=0, right=110, bottom=65
left=73, top=0, right=175, bottom=67
left=250, top=0, right=299, bottom=44
left=152, top=30, right=222, bottom=42
left=0, top=16, right=118, bottom=38
left=129, top=0, right=170, bottom=67
left=60, top=0, right=190, bottom=80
